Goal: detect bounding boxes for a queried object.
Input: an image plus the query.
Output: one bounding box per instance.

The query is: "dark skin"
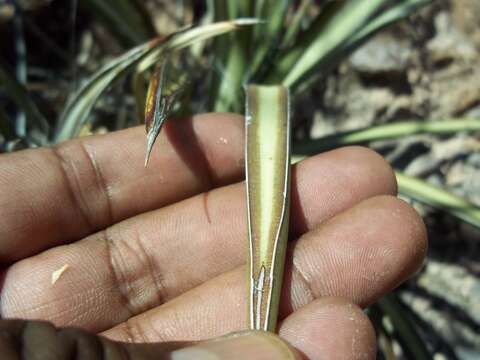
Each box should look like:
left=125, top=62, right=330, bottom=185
left=0, top=113, right=427, bottom=359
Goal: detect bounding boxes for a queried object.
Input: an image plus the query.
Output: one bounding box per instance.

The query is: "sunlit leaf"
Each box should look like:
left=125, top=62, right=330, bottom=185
left=264, top=0, right=432, bottom=89
left=245, top=84, right=291, bottom=331
left=397, top=172, right=480, bottom=229
left=294, top=119, right=480, bottom=155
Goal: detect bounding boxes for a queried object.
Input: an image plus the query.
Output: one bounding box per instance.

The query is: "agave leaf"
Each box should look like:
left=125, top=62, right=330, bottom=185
left=210, top=4, right=256, bottom=113
left=282, top=0, right=312, bottom=47
left=294, top=119, right=480, bottom=155
left=144, top=59, right=188, bottom=166
left=245, top=85, right=291, bottom=331
left=0, top=58, right=49, bottom=137
left=345, top=0, right=432, bottom=52
left=53, top=19, right=260, bottom=143
left=397, top=172, right=480, bottom=229
left=266, top=0, right=387, bottom=86
left=249, top=0, right=289, bottom=81
left=252, top=0, right=287, bottom=39
left=292, top=117, right=480, bottom=230
left=265, top=0, right=432, bottom=88
left=310, top=0, right=433, bottom=80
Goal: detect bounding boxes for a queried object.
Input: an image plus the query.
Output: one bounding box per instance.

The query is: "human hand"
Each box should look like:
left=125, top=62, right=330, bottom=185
left=0, top=113, right=427, bottom=359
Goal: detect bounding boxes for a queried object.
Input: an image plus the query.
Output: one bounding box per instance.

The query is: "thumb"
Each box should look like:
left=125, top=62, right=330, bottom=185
left=166, top=331, right=301, bottom=359
left=0, top=319, right=300, bottom=359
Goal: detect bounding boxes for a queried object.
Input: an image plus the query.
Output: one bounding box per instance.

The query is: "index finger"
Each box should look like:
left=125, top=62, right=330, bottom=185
left=0, top=113, right=244, bottom=263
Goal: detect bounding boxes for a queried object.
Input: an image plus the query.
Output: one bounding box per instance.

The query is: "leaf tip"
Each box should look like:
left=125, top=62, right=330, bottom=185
left=144, top=128, right=157, bottom=168
left=233, top=18, right=264, bottom=26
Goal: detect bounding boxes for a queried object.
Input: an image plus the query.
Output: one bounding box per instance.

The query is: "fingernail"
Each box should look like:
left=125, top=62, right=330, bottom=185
left=170, top=331, right=300, bottom=360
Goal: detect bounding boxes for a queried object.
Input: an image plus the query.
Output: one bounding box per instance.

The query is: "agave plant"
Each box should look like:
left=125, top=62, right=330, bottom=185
left=1, top=0, right=479, bottom=357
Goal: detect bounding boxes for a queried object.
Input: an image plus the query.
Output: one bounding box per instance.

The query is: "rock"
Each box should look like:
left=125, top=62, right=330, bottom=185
left=427, top=62, right=480, bottom=117
left=451, top=0, right=480, bottom=50
left=417, top=260, right=480, bottom=325
left=401, top=259, right=480, bottom=356
left=309, top=111, right=335, bottom=138
left=350, top=34, right=412, bottom=76
left=427, top=11, right=477, bottom=64
left=465, top=105, right=480, bottom=119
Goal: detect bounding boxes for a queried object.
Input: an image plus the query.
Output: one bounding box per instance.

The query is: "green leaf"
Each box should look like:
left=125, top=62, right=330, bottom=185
left=397, top=172, right=480, bottom=229
left=294, top=119, right=480, bottom=155
left=267, top=0, right=387, bottom=87
left=249, top=0, right=290, bottom=80
left=291, top=118, right=480, bottom=229
left=264, top=0, right=432, bottom=89
left=0, top=58, right=49, bottom=137
left=211, top=2, right=256, bottom=113
left=245, top=84, right=291, bottom=331
left=316, top=0, right=434, bottom=77
left=53, top=19, right=260, bottom=143
left=282, top=0, right=312, bottom=47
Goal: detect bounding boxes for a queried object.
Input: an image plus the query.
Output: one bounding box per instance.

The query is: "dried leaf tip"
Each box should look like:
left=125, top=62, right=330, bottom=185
left=144, top=62, right=167, bottom=168
left=145, top=129, right=156, bottom=167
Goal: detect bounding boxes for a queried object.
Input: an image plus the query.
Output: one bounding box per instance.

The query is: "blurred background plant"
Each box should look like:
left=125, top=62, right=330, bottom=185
left=1, top=0, right=480, bottom=358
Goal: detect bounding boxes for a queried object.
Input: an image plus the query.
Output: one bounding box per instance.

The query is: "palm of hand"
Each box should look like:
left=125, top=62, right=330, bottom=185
left=0, top=114, right=427, bottom=359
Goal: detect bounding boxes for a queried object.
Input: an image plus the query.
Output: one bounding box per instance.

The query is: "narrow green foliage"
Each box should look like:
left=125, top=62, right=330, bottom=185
left=342, top=0, right=433, bottom=57
left=264, top=0, right=432, bottom=89
left=245, top=85, right=291, bottom=331
left=54, top=19, right=260, bottom=143
left=267, top=0, right=387, bottom=87
left=0, top=59, right=49, bottom=137
left=249, top=0, right=289, bottom=80
left=212, top=4, right=255, bottom=113
left=294, top=119, right=480, bottom=155
left=282, top=0, right=312, bottom=47
left=397, top=172, right=480, bottom=229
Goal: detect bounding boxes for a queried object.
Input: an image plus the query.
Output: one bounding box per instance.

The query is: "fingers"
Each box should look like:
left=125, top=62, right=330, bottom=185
left=167, top=332, right=301, bottom=360
left=0, top=113, right=244, bottom=263
left=282, top=195, right=427, bottom=310
left=1, top=147, right=396, bottom=331
left=101, top=195, right=426, bottom=342
left=279, top=298, right=376, bottom=360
